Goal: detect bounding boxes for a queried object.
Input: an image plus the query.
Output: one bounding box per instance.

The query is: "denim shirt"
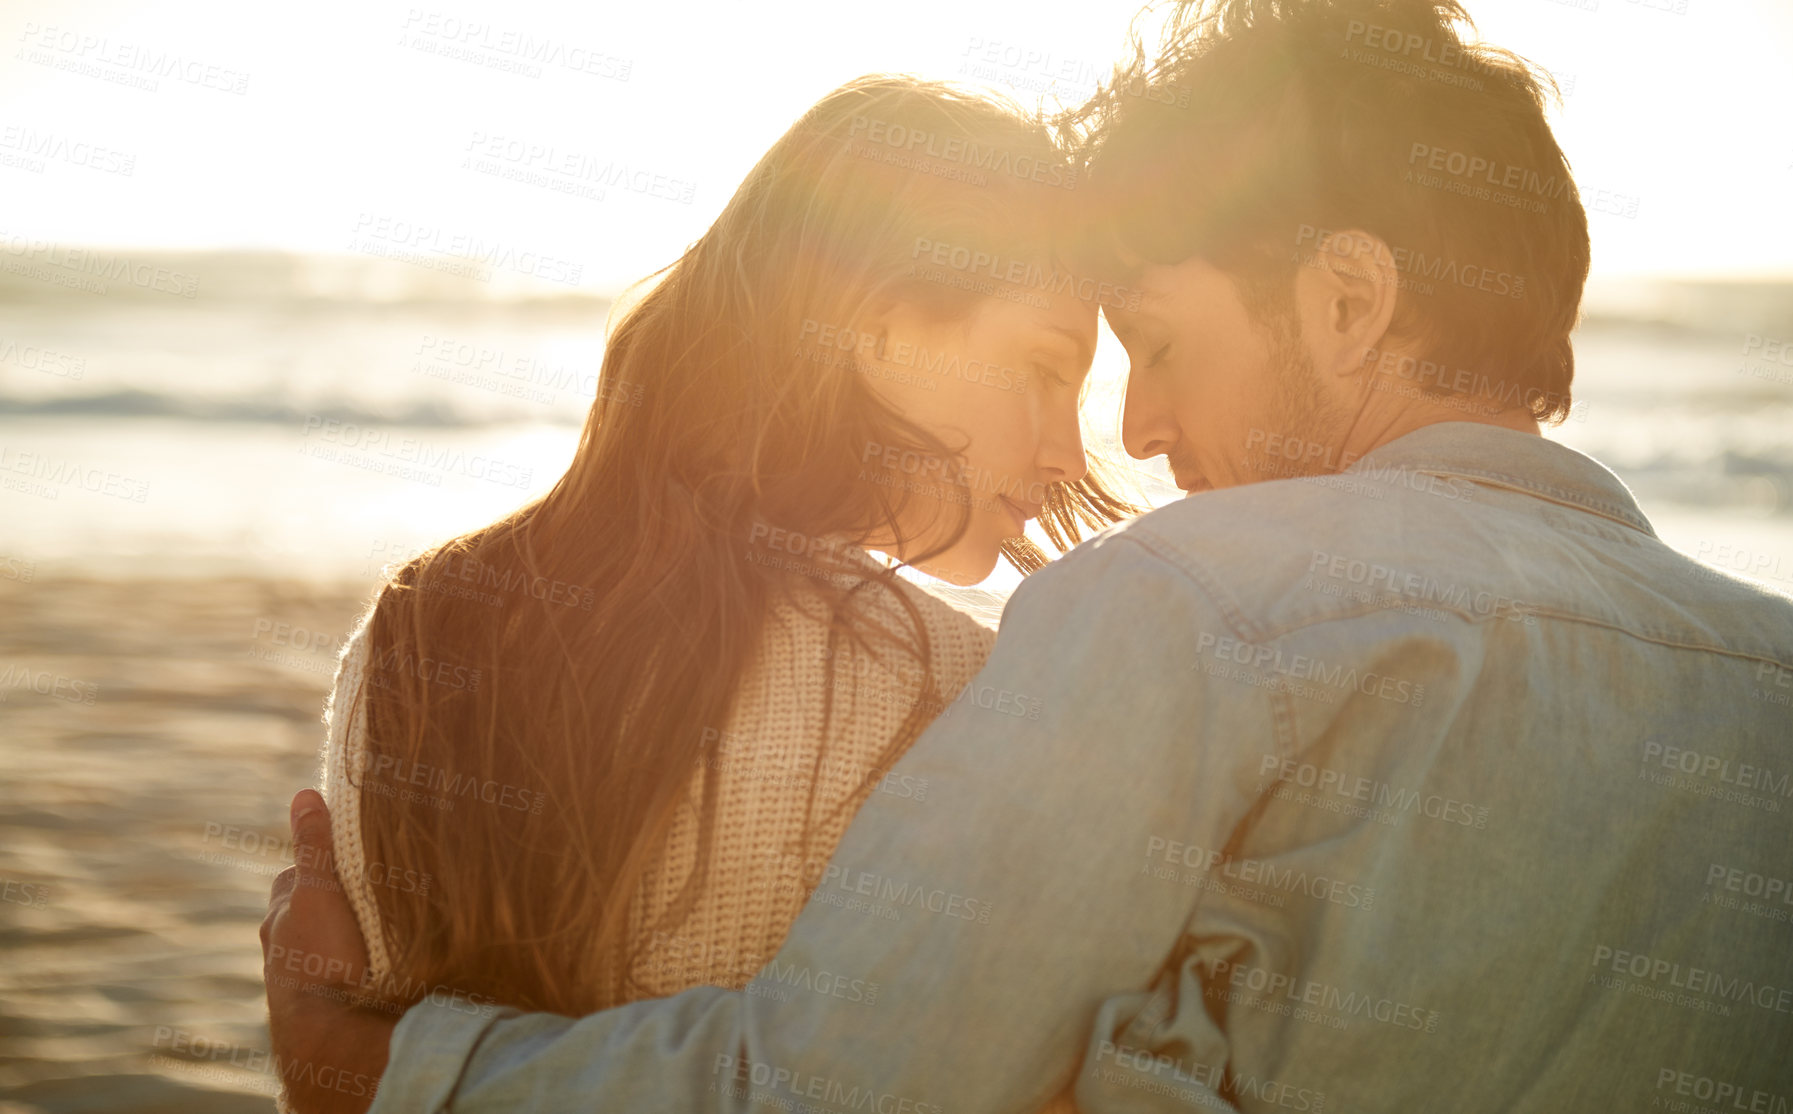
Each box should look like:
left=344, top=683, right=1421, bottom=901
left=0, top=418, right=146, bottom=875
left=367, top=422, right=1793, bottom=1114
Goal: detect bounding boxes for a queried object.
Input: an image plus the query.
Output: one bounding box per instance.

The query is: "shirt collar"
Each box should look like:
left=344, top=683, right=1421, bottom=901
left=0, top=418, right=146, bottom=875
left=1345, top=421, right=1656, bottom=537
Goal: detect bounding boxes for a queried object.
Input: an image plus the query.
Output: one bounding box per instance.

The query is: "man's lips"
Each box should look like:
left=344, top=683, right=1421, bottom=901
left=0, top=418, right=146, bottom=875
left=1166, top=453, right=1210, bottom=494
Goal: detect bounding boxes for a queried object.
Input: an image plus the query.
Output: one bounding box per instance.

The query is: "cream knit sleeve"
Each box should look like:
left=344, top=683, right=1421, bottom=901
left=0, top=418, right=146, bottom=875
left=317, top=612, right=394, bottom=987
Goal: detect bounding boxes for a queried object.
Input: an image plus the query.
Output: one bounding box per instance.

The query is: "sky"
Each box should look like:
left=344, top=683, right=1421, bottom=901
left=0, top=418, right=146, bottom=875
left=1, top=0, right=1789, bottom=294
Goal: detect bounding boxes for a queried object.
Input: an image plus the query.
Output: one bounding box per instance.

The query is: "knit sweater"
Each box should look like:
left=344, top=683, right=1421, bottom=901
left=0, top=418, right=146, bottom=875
left=318, top=541, right=997, bottom=1004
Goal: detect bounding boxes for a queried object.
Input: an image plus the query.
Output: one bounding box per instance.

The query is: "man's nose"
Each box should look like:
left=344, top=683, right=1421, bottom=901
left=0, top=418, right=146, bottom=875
left=1121, top=369, right=1177, bottom=462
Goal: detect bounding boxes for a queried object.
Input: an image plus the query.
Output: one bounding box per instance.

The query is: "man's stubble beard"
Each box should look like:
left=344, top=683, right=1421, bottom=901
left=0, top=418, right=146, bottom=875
left=1244, top=310, right=1351, bottom=483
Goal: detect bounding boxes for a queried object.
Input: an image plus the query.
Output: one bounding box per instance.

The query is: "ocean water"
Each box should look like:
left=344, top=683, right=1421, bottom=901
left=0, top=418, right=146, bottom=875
left=0, top=254, right=1789, bottom=593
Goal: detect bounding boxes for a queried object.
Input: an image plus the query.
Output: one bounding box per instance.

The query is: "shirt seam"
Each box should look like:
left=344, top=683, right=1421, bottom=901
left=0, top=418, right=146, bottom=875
left=1106, top=531, right=1300, bottom=762
left=1121, top=530, right=1793, bottom=674
left=1403, top=465, right=1654, bottom=535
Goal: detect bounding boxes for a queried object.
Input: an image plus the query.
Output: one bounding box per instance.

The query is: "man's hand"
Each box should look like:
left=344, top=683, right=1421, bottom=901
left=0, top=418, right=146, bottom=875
left=262, top=789, right=397, bottom=1114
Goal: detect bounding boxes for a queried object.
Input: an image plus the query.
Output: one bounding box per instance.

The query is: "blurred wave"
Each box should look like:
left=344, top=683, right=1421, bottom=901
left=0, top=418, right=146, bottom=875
left=0, top=249, right=616, bottom=307
left=0, top=388, right=526, bottom=428
left=0, top=254, right=1789, bottom=584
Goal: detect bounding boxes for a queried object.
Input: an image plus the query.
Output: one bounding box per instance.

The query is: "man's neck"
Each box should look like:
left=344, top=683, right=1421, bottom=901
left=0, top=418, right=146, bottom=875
left=1335, top=394, right=1541, bottom=473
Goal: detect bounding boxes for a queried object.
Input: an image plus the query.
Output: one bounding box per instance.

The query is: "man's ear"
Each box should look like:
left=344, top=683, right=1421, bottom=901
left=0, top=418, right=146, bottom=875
left=1291, top=228, right=1399, bottom=378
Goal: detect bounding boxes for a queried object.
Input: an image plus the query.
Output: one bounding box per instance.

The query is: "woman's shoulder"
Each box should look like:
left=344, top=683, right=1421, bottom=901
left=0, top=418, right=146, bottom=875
left=316, top=603, right=395, bottom=982
left=820, top=539, right=989, bottom=619
left=323, top=610, right=375, bottom=724
left=820, top=543, right=998, bottom=683
left=888, top=572, right=998, bottom=653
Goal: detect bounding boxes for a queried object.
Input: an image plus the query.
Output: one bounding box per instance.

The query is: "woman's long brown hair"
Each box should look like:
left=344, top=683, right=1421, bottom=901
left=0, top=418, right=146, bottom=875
left=351, top=75, right=1140, bottom=1015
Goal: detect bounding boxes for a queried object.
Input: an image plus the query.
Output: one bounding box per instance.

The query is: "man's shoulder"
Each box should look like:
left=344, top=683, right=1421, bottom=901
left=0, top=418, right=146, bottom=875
left=1069, top=477, right=1442, bottom=629
left=997, top=478, right=1400, bottom=612
left=992, top=518, right=1231, bottom=638
left=1079, top=477, right=1793, bottom=664
left=1116, top=468, right=1474, bottom=552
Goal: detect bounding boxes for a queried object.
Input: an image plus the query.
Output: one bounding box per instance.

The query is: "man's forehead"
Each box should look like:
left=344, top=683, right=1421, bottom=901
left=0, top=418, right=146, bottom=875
left=1106, top=281, right=1175, bottom=327
left=1112, top=242, right=1148, bottom=272
left=1118, top=255, right=1216, bottom=312
left=1089, top=239, right=1185, bottom=325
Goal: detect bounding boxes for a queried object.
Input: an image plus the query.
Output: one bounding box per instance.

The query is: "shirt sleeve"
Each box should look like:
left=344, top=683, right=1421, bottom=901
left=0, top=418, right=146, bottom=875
left=369, top=531, right=1269, bottom=1114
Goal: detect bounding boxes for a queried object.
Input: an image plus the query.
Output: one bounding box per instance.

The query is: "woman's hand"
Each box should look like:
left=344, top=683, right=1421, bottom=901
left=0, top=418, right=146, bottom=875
left=261, top=789, right=395, bottom=1114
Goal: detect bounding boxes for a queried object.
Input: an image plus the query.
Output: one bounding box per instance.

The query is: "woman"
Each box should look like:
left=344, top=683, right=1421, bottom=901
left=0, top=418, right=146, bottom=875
left=319, top=75, right=1138, bottom=1019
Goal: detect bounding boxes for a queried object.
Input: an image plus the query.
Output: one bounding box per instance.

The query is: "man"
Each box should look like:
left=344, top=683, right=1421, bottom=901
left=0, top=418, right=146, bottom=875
left=264, top=1, right=1793, bottom=1110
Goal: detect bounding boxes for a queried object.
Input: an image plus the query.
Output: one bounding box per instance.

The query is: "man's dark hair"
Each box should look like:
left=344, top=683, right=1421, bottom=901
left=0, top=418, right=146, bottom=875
left=1064, top=0, right=1590, bottom=422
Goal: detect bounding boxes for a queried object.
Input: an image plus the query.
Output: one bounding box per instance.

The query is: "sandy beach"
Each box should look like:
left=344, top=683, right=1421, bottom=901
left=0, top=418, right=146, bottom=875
left=0, top=575, right=372, bottom=1113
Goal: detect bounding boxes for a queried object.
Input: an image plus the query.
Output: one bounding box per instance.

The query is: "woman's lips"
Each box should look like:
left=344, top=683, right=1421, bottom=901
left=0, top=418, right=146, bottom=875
left=997, top=495, right=1041, bottom=532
